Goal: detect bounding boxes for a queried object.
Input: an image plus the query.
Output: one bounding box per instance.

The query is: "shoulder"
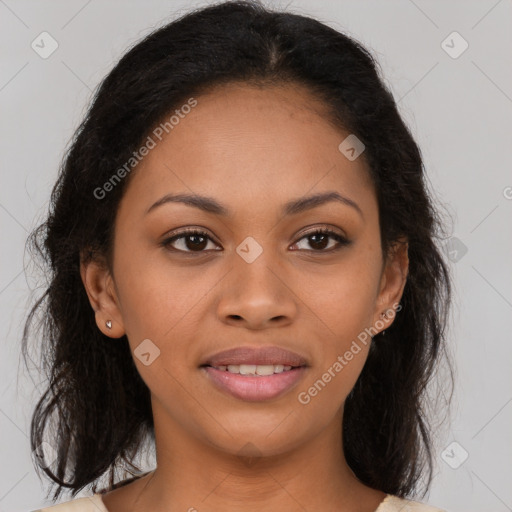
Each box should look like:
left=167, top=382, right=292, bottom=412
left=32, top=494, right=108, bottom=512
left=376, top=494, right=447, bottom=512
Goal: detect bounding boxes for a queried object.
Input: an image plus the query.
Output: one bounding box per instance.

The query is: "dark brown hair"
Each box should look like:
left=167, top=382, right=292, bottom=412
left=22, top=0, right=452, bottom=501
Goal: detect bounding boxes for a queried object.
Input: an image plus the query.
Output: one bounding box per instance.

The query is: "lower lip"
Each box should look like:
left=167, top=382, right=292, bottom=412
left=202, top=366, right=307, bottom=401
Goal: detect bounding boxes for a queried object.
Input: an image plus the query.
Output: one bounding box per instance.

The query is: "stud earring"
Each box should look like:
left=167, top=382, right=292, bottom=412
left=380, top=311, right=386, bottom=336
left=106, top=320, right=112, bottom=329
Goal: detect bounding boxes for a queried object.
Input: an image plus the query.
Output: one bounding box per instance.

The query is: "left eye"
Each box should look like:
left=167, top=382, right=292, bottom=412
left=161, top=228, right=350, bottom=253
left=292, top=229, right=350, bottom=252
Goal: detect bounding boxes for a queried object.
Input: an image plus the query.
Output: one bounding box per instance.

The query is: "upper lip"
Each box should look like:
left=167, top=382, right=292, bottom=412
left=202, top=346, right=308, bottom=367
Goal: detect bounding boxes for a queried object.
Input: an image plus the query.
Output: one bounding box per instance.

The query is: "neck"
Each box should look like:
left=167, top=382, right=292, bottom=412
left=123, top=404, right=386, bottom=512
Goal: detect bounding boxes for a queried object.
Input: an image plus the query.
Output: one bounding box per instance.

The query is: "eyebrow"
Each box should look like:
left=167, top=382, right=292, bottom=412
left=146, top=191, right=363, bottom=218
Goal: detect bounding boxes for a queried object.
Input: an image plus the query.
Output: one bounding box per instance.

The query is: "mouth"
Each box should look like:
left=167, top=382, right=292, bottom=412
left=200, top=346, right=308, bottom=401
left=203, top=363, right=300, bottom=375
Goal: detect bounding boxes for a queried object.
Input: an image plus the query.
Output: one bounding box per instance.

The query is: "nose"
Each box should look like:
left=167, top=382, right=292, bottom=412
left=216, top=251, right=298, bottom=330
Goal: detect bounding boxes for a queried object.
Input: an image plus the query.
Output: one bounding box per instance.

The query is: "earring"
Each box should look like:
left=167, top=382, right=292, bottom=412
left=106, top=320, right=112, bottom=329
left=380, top=311, right=386, bottom=336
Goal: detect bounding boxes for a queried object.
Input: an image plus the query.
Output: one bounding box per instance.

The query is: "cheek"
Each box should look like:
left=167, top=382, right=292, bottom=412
left=295, top=345, right=369, bottom=431
left=297, top=273, right=375, bottom=414
left=296, top=250, right=379, bottom=403
left=305, top=258, right=380, bottom=344
left=113, top=240, right=208, bottom=341
left=112, top=244, right=222, bottom=396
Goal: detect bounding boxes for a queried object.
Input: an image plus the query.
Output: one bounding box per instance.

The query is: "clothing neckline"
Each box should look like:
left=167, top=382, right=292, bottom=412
left=91, top=492, right=395, bottom=512
left=375, top=494, right=395, bottom=511
left=89, top=494, right=109, bottom=512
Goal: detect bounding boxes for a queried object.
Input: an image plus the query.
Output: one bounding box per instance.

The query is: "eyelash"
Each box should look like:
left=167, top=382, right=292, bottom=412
left=160, top=226, right=351, bottom=254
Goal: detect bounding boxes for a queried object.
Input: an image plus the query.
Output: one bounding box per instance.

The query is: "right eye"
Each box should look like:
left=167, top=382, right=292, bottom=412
left=161, top=228, right=221, bottom=253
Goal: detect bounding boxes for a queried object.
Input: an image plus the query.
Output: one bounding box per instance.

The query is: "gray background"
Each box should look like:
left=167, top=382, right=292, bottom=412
left=1, top=1, right=511, bottom=511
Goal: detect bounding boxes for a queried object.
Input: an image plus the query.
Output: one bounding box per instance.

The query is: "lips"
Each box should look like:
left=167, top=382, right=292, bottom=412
left=200, top=346, right=309, bottom=401
left=201, top=346, right=308, bottom=368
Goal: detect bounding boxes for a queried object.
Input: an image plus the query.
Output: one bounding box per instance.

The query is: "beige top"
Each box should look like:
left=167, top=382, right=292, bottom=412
left=34, top=493, right=447, bottom=511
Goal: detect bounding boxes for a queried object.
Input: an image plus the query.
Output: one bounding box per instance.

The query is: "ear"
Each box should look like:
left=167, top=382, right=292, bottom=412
left=79, top=252, right=126, bottom=338
left=373, top=238, right=409, bottom=332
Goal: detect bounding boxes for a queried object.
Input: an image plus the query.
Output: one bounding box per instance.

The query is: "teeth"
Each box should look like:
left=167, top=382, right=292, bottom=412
left=219, top=364, right=296, bottom=375
left=255, top=365, right=275, bottom=376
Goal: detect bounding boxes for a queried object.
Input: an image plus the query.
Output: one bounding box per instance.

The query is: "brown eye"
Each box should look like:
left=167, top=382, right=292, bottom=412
left=292, top=228, right=350, bottom=252
left=162, top=229, right=219, bottom=252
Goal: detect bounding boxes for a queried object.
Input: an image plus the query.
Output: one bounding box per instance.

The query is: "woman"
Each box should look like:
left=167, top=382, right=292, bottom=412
left=24, top=1, right=452, bottom=510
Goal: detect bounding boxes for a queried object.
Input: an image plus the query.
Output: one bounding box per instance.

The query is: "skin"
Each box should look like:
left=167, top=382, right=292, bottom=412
left=81, top=82, right=409, bottom=512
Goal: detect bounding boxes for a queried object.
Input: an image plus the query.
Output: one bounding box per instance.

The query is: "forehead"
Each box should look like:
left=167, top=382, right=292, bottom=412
left=119, top=82, right=375, bottom=219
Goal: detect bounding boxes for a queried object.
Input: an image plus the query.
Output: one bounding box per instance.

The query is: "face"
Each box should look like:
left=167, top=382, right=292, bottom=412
left=82, top=82, right=408, bottom=459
